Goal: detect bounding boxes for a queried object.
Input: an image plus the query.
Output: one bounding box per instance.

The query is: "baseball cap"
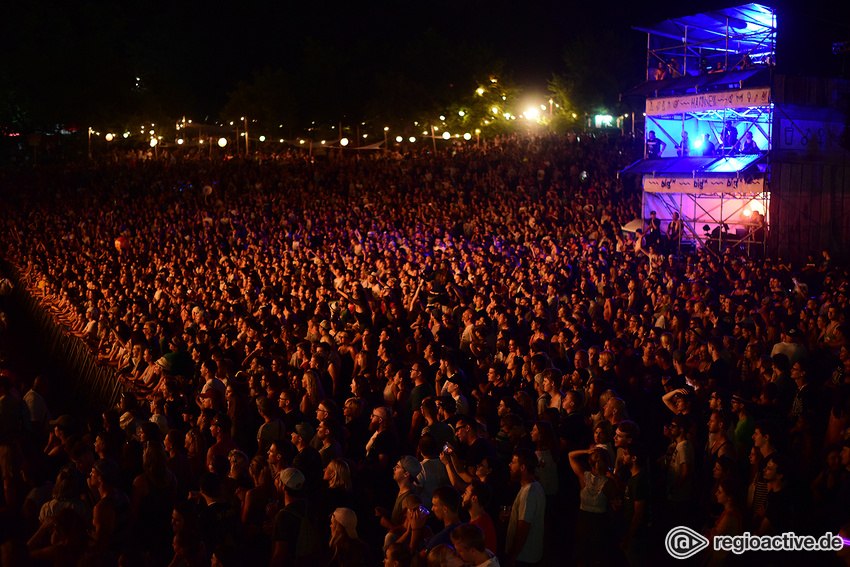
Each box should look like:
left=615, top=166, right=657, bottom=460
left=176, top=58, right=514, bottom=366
left=333, top=508, right=358, bottom=538
left=49, top=415, right=74, bottom=430
left=731, top=393, right=748, bottom=405
left=399, top=455, right=423, bottom=478
left=279, top=467, right=305, bottom=491
left=295, top=422, right=315, bottom=442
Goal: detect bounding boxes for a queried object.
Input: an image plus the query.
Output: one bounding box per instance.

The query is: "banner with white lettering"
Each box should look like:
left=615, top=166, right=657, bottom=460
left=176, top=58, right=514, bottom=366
left=646, top=88, right=770, bottom=116
left=643, top=176, right=764, bottom=194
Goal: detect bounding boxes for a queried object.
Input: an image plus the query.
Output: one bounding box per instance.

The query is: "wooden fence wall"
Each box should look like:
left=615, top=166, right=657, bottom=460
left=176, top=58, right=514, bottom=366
left=769, top=157, right=850, bottom=261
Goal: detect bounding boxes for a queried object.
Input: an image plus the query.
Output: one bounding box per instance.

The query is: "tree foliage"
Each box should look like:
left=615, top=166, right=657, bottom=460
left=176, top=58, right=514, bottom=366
left=551, top=30, right=644, bottom=116
left=221, top=69, right=297, bottom=135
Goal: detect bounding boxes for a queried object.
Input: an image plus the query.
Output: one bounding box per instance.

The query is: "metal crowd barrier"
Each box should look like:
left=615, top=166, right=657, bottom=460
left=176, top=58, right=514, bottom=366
left=5, top=264, right=123, bottom=410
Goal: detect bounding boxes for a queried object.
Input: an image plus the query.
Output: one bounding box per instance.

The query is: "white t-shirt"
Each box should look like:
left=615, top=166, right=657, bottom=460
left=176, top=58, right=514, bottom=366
left=667, top=439, right=694, bottom=502
left=474, top=552, right=501, bottom=567
left=506, top=481, right=545, bottom=563
left=201, top=377, right=226, bottom=394
left=24, top=389, right=50, bottom=430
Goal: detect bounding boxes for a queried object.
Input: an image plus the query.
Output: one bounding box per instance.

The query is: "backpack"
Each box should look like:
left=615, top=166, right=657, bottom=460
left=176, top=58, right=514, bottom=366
left=284, top=503, right=320, bottom=565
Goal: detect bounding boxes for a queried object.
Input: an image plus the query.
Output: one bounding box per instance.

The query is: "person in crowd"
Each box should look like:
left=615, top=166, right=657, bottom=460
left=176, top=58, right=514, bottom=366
left=738, top=131, right=759, bottom=154
left=461, top=481, right=498, bottom=554
left=531, top=421, right=559, bottom=498
left=722, top=120, right=738, bottom=153
left=619, top=443, right=650, bottom=567
left=89, top=458, right=131, bottom=554
left=701, top=133, right=716, bottom=156
left=504, top=449, right=545, bottom=567
left=675, top=131, right=690, bottom=157
left=451, top=523, right=499, bottom=567
left=755, top=454, right=795, bottom=536
left=644, top=211, right=661, bottom=249
left=448, top=415, right=497, bottom=481
left=291, top=422, right=323, bottom=501
left=664, top=414, right=694, bottom=527
left=271, top=467, right=320, bottom=567
left=26, top=507, right=89, bottom=566
left=412, top=485, right=463, bottom=556
left=702, top=478, right=744, bottom=567
left=750, top=420, right=779, bottom=523
left=328, top=507, right=370, bottom=567
left=569, top=446, right=616, bottom=566
left=646, top=130, right=666, bottom=158
left=376, top=455, right=422, bottom=543
left=207, top=413, right=239, bottom=469
left=316, top=417, right=344, bottom=467
left=417, top=434, right=449, bottom=508
left=384, top=542, right=414, bottom=567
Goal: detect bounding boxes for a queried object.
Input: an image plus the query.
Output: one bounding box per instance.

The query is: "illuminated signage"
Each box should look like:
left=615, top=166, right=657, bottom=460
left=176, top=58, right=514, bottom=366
left=646, top=88, right=770, bottom=116
left=643, top=176, right=764, bottom=194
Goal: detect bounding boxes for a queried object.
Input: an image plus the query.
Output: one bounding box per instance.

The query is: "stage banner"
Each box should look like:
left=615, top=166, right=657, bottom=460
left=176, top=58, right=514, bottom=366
left=646, top=88, right=770, bottom=116
left=643, top=176, right=764, bottom=194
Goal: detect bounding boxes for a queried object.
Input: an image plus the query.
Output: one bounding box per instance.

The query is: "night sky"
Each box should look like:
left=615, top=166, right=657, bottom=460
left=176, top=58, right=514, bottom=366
left=1, top=0, right=848, bottom=132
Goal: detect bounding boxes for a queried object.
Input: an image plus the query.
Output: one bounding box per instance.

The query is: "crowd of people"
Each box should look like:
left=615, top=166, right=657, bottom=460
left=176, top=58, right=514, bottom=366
left=0, top=132, right=849, bottom=567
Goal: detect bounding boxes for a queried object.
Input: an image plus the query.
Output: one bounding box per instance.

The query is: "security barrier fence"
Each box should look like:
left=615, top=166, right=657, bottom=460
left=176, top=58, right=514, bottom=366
left=5, top=263, right=122, bottom=410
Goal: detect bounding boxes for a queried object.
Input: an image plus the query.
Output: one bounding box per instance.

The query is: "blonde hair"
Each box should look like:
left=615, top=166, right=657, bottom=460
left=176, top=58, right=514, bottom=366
left=325, top=458, right=352, bottom=490
left=249, top=455, right=273, bottom=488
left=426, top=544, right=461, bottom=567
left=185, top=428, right=207, bottom=457
left=303, top=370, right=326, bottom=406
left=597, top=389, right=616, bottom=412
left=229, top=450, right=249, bottom=479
